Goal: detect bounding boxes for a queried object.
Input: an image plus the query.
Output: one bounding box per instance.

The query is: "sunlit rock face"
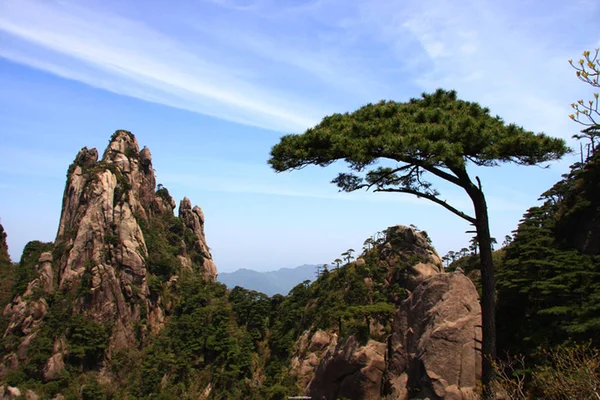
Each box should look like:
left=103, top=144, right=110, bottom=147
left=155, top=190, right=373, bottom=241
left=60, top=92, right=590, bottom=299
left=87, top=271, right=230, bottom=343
left=1, top=130, right=217, bottom=379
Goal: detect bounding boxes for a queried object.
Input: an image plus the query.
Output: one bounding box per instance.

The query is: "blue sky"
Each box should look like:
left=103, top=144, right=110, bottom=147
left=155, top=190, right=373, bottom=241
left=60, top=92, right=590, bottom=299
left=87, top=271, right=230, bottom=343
left=0, top=0, right=598, bottom=272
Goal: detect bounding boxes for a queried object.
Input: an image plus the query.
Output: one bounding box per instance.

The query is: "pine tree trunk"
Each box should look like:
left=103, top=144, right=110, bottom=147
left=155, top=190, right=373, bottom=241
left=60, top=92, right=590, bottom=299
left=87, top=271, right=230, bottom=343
left=471, top=189, right=497, bottom=399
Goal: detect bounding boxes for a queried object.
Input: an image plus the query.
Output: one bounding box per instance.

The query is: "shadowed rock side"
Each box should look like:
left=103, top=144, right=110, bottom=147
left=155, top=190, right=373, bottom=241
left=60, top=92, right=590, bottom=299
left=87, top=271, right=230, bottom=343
left=386, top=271, right=481, bottom=400
left=1, top=130, right=217, bottom=380
left=290, top=226, right=481, bottom=400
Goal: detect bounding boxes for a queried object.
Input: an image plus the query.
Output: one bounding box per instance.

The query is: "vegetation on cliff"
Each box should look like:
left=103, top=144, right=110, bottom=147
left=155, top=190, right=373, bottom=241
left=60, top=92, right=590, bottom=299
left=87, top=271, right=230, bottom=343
left=497, top=149, right=600, bottom=356
left=268, top=88, right=569, bottom=393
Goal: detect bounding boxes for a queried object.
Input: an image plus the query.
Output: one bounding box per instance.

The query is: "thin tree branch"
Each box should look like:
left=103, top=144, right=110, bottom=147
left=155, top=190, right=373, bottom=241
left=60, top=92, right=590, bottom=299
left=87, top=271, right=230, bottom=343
left=385, top=153, right=463, bottom=186
left=363, top=165, right=416, bottom=191
left=374, top=187, right=476, bottom=223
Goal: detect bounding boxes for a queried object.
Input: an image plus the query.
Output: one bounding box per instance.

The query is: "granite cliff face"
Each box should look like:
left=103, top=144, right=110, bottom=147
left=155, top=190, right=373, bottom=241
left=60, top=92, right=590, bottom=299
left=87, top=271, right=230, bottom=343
left=1, top=130, right=217, bottom=380
left=386, top=271, right=481, bottom=400
left=290, top=226, right=482, bottom=400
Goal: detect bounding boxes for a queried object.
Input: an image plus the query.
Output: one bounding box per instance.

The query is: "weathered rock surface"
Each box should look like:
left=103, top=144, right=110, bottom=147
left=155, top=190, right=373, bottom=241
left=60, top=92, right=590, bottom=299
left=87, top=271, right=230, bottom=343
left=1, top=130, right=218, bottom=380
left=310, top=337, right=387, bottom=400
left=386, top=271, right=482, bottom=400
left=2, top=252, right=55, bottom=375
left=291, top=330, right=338, bottom=391
left=380, top=225, right=443, bottom=292
left=290, top=226, right=481, bottom=400
left=179, top=197, right=218, bottom=280
left=0, top=385, right=22, bottom=400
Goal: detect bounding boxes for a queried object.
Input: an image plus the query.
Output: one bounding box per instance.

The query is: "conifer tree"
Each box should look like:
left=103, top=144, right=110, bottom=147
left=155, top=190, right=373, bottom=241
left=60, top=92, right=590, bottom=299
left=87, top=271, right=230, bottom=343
left=498, top=153, right=600, bottom=355
left=269, top=89, right=568, bottom=394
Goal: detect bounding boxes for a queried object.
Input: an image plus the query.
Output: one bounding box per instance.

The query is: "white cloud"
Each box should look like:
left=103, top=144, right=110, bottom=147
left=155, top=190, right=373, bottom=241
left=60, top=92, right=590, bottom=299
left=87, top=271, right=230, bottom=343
left=0, top=0, right=326, bottom=132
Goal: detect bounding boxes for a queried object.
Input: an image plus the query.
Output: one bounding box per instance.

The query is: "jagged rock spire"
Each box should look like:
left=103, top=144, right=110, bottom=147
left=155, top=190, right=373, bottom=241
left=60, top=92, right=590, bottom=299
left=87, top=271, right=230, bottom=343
left=2, top=130, right=218, bottom=380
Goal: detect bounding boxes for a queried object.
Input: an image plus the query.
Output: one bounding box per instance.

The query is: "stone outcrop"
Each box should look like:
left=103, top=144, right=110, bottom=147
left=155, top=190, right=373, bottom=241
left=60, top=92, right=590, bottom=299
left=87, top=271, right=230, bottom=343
left=179, top=197, right=218, bottom=280
left=1, top=130, right=217, bottom=379
left=310, top=337, right=387, bottom=400
left=290, top=226, right=481, bottom=400
left=2, top=252, right=55, bottom=375
left=379, top=225, right=443, bottom=292
left=386, top=271, right=481, bottom=400
left=291, top=330, right=339, bottom=391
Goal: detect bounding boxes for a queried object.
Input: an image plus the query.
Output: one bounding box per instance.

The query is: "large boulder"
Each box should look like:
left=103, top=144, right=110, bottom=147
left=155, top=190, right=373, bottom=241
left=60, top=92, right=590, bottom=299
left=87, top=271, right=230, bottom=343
left=386, top=271, right=482, bottom=400
left=309, top=337, right=387, bottom=400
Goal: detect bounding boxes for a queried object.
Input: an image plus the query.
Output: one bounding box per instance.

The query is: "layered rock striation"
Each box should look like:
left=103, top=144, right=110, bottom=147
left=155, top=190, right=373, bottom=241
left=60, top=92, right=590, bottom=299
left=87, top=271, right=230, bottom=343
left=1, top=130, right=217, bottom=379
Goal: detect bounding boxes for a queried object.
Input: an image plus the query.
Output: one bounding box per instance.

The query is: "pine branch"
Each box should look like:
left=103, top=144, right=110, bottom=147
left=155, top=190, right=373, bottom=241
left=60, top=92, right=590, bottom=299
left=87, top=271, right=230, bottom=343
left=374, top=187, right=476, bottom=223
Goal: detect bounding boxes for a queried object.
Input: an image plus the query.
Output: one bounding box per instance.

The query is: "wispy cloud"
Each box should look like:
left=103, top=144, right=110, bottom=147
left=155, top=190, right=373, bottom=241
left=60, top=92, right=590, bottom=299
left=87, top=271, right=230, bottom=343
left=2, top=0, right=593, bottom=140
left=0, top=0, right=331, bottom=132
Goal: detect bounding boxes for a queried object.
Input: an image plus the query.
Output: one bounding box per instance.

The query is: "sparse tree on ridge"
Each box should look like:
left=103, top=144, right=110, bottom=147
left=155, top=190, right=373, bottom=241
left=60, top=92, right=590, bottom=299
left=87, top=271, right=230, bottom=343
left=469, top=236, right=479, bottom=255
left=502, top=234, right=513, bottom=248
left=459, top=247, right=469, bottom=258
left=341, top=248, right=355, bottom=264
left=268, top=89, right=568, bottom=396
left=363, top=237, right=376, bottom=253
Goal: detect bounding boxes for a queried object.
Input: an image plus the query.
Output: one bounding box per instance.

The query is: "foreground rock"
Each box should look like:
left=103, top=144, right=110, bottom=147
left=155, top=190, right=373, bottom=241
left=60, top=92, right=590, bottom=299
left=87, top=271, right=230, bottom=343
left=290, top=226, right=481, bottom=400
left=386, top=271, right=481, bottom=399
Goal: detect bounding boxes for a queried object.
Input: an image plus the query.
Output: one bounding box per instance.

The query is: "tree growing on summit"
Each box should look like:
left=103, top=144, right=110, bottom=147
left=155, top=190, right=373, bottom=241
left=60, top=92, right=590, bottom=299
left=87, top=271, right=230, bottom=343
left=363, top=237, right=376, bottom=253
left=268, top=89, right=568, bottom=396
left=341, top=248, right=355, bottom=263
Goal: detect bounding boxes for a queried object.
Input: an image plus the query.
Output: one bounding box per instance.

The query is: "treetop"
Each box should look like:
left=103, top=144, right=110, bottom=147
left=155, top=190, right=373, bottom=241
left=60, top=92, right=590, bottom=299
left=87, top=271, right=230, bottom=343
left=269, top=89, right=569, bottom=175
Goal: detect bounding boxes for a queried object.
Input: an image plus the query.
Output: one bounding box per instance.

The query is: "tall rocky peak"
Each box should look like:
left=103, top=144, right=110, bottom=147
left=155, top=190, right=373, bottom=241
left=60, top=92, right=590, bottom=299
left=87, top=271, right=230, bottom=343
left=379, top=225, right=443, bottom=291
left=2, top=130, right=217, bottom=381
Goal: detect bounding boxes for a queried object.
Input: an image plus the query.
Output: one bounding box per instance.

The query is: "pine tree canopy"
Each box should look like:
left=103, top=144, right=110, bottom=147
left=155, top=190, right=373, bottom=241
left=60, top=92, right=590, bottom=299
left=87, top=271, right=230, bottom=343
left=269, top=89, right=569, bottom=221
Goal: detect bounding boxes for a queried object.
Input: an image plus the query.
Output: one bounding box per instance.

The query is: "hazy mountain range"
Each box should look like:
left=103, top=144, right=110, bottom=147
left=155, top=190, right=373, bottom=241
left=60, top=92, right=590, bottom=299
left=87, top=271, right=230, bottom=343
left=217, top=264, right=319, bottom=296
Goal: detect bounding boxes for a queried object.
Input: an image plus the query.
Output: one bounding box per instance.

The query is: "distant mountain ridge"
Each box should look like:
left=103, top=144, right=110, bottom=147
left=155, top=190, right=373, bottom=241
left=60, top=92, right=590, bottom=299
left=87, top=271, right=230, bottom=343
left=218, top=264, right=318, bottom=295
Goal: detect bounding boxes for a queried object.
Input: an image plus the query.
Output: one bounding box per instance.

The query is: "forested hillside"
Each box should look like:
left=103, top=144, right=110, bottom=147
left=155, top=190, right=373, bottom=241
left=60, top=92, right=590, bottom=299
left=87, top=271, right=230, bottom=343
left=497, top=147, right=600, bottom=357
